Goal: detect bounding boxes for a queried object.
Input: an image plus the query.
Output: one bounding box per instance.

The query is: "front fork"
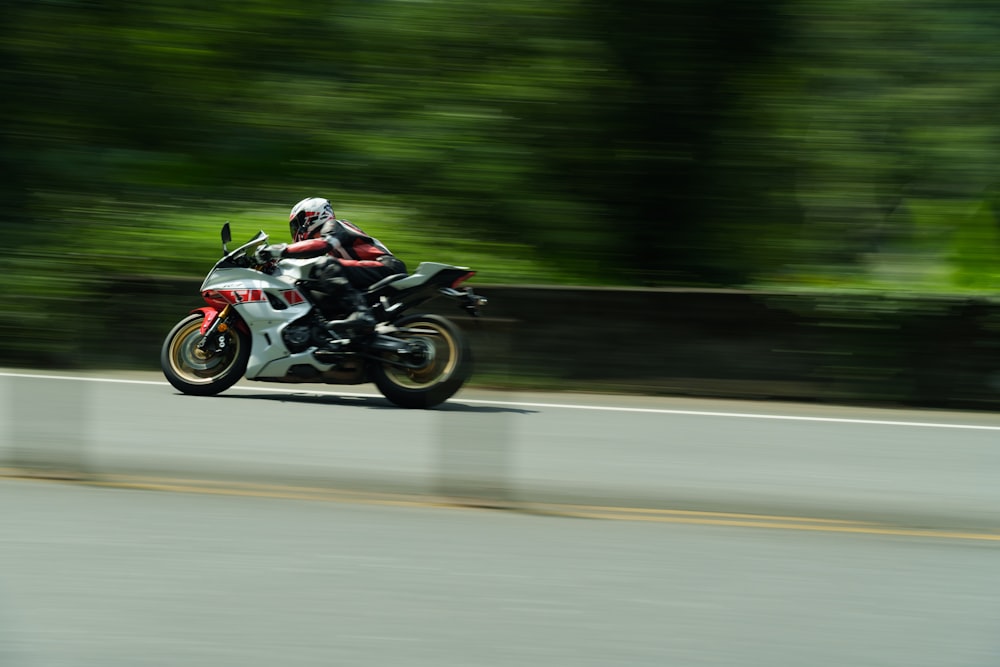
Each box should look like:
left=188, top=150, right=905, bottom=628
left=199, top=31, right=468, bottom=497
left=195, top=305, right=233, bottom=355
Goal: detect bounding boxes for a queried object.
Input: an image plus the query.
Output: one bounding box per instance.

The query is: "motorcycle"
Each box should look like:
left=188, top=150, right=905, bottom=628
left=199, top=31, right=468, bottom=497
left=161, top=223, right=486, bottom=408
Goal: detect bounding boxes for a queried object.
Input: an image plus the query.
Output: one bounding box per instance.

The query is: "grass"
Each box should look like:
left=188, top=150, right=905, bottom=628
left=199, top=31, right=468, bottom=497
left=73, top=196, right=590, bottom=286
left=27, top=193, right=1000, bottom=293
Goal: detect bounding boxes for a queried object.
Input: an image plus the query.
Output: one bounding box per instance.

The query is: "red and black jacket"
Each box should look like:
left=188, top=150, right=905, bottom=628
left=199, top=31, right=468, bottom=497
left=282, top=219, right=396, bottom=270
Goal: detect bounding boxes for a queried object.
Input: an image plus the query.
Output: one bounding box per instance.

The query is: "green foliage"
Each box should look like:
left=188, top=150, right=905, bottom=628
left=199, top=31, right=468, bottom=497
left=74, top=197, right=585, bottom=285
left=2, top=0, right=1000, bottom=293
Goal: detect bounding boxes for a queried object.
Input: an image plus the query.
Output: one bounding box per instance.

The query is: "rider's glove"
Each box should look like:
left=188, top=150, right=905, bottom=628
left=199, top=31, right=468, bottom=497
left=255, top=244, right=287, bottom=263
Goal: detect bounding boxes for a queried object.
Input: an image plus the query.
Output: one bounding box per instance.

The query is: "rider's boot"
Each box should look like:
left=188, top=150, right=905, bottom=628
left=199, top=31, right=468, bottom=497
left=324, top=289, right=376, bottom=340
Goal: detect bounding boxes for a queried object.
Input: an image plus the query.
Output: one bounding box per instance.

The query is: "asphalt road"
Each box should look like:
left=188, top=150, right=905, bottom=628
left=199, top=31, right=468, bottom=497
left=3, top=370, right=1000, bottom=666
left=1, top=477, right=998, bottom=667
left=2, top=369, right=1000, bottom=530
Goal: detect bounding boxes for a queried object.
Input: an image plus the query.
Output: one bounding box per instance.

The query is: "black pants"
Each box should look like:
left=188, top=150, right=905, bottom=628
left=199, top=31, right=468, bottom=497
left=310, top=256, right=407, bottom=316
left=339, top=255, right=407, bottom=290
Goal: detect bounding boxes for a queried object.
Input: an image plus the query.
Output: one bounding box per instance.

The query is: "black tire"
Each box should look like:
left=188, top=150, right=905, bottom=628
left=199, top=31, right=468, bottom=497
left=371, top=314, right=472, bottom=409
left=160, top=313, right=251, bottom=396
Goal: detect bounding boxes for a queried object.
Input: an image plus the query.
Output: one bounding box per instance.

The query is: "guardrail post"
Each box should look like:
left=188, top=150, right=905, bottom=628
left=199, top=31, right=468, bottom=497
left=2, top=375, right=91, bottom=480
left=435, top=316, right=518, bottom=508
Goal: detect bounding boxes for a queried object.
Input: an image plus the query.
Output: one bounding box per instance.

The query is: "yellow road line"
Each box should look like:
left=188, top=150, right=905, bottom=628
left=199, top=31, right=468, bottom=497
left=2, top=469, right=998, bottom=542
left=558, top=504, right=879, bottom=525
left=559, top=510, right=1000, bottom=541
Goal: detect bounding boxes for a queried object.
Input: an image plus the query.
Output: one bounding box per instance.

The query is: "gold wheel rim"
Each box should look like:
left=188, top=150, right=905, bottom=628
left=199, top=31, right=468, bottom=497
left=168, top=319, right=240, bottom=384
left=384, top=321, right=459, bottom=389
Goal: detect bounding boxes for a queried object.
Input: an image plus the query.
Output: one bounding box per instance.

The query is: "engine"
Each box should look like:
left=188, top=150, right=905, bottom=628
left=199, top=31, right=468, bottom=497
left=281, top=324, right=314, bottom=353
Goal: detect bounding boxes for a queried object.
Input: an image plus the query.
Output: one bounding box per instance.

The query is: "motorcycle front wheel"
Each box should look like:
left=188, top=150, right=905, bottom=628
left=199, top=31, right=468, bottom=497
left=161, top=313, right=251, bottom=396
left=371, top=314, right=472, bottom=409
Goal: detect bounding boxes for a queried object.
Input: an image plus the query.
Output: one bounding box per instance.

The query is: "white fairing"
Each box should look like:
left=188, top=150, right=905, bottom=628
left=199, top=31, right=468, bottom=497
left=200, top=258, right=329, bottom=379
left=196, top=245, right=469, bottom=383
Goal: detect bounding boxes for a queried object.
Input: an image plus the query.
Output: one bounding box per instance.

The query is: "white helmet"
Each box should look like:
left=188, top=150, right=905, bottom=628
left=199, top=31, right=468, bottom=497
left=289, top=197, right=335, bottom=242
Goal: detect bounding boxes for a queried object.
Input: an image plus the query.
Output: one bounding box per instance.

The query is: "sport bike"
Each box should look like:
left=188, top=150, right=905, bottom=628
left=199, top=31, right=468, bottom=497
left=161, top=223, right=486, bottom=408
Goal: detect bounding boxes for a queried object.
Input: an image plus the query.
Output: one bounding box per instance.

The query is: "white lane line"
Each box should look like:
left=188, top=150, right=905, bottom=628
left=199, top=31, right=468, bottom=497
left=2, top=370, right=1000, bottom=431
left=0, top=371, right=381, bottom=398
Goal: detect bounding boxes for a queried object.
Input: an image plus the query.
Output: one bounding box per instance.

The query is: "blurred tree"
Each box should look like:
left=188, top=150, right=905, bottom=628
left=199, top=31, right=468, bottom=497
left=573, top=0, right=795, bottom=285
left=2, top=0, right=999, bottom=290
left=774, top=0, right=1000, bottom=285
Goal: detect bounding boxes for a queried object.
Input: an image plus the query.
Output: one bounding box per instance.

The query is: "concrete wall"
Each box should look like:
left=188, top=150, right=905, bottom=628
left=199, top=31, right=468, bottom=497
left=53, top=278, right=1000, bottom=410
left=443, top=286, right=1000, bottom=408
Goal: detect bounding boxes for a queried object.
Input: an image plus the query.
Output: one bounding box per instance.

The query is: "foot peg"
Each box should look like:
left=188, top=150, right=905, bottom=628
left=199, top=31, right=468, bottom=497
left=325, top=311, right=377, bottom=339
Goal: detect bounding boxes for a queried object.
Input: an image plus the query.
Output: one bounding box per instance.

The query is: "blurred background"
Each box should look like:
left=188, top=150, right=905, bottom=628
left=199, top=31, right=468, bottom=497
left=4, top=6, right=1000, bottom=665
left=3, top=0, right=1000, bottom=403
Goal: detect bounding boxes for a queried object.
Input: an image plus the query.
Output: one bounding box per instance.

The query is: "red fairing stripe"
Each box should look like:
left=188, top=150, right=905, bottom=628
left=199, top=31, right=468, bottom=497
left=219, top=290, right=267, bottom=306
left=280, top=289, right=306, bottom=305
left=204, top=289, right=267, bottom=305
left=202, top=290, right=229, bottom=309
left=207, top=288, right=304, bottom=306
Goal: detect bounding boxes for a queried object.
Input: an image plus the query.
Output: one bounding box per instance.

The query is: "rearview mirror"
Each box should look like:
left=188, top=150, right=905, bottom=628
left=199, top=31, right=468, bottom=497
left=221, top=222, right=232, bottom=255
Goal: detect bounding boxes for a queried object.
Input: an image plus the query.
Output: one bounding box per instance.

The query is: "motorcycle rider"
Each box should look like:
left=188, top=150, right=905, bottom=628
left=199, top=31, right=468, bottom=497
left=254, top=197, right=407, bottom=341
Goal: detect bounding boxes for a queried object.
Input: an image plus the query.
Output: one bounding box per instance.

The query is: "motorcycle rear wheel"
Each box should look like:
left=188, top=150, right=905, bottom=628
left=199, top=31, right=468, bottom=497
left=371, top=314, right=471, bottom=409
left=161, top=313, right=250, bottom=396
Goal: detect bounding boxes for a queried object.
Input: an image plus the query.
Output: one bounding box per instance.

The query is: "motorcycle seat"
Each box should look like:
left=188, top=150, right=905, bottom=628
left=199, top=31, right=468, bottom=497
left=366, top=273, right=408, bottom=292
